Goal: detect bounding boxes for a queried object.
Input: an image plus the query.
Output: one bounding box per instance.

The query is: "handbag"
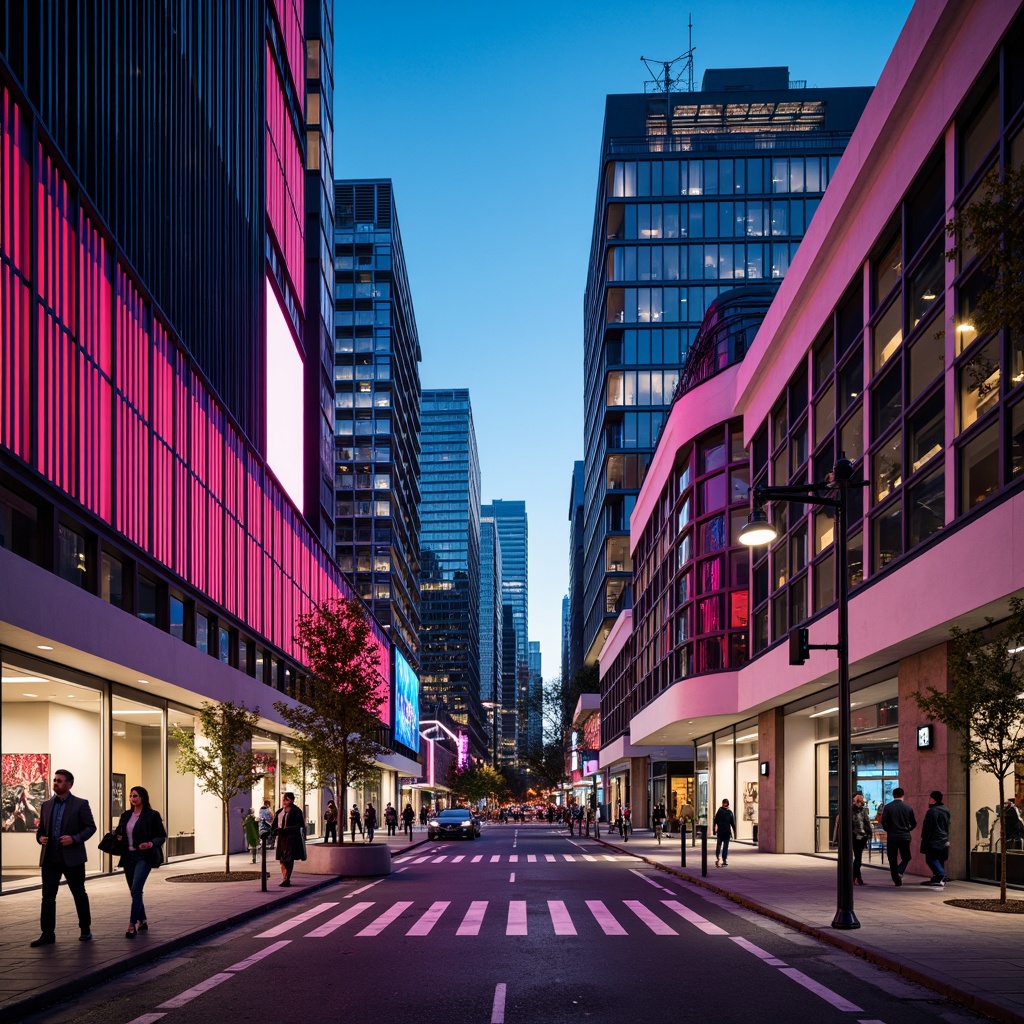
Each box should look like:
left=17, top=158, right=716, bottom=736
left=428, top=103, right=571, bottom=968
left=98, top=830, right=127, bottom=856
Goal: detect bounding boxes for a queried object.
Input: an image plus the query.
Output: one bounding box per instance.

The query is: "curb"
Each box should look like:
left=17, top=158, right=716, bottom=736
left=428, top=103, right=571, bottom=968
left=592, top=837, right=1022, bottom=1024
left=0, top=839, right=431, bottom=1024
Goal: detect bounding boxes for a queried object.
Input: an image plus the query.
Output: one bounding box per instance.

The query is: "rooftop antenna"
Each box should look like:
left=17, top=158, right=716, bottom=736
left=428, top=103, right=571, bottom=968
left=641, top=14, right=696, bottom=129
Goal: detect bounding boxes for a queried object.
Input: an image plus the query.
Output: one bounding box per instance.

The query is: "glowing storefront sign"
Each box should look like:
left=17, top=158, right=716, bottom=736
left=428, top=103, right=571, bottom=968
left=393, top=649, right=420, bottom=752
left=457, top=731, right=469, bottom=770
left=265, top=278, right=304, bottom=508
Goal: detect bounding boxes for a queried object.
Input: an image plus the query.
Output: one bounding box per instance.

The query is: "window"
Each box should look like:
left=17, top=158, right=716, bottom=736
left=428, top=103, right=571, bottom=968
left=100, top=552, right=124, bottom=607
left=909, top=246, right=943, bottom=328
left=872, top=430, right=903, bottom=504
left=1011, top=401, right=1024, bottom=479
left=57, top=525, right=88, bottom=588
left=839, top=348, right=863, bottom=413
left=873, top=229, right=901, bottom=308
left=959, top=421, right=999, bottom=510
left=958, top=338, right=1000, bottom=431
left=872, top=362, right=902, bottom=438
left=196, top=613, right=210, bottom=654
left=138, top=575, right=158, bottom=626
left=909, top=391, right=944, bottom=474
left=961, top=85, right=999, bottom=185
left=872, top=502, right=902, bottom=571
left=0, top=485, right=38, bottom=561
left=873, top=296, right=903, bottom=371
left=908, top=469, right=944, bottom=547
left=909, top=324, right=945, bottom=400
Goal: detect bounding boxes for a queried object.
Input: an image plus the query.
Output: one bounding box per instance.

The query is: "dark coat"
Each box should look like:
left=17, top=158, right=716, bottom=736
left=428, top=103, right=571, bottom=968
left=713, top=807, right=736, bottom=838
left=273, top=806, right=307, bottom=863
left=115, top=807, right=167, bottom=868
left=36, top=793, right=97, bottom=867
left=880, top=799, right=917, bottom=840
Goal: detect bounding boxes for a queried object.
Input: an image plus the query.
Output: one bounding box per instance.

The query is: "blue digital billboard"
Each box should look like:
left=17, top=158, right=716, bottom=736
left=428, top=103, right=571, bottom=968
left=393, top=649, right=420, bottom=752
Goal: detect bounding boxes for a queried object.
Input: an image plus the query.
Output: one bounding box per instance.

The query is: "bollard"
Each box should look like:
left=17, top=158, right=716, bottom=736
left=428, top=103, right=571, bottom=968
left=681, top=823, right=686, bottom=868
left=260, top=832, right=269, bottom=892
left=696, top=824, right=708, bottom=877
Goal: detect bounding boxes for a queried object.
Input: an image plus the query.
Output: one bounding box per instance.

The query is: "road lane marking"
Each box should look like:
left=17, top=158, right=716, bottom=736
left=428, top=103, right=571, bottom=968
left=563, top=854, right=576, bottom=861
left=730, top=935, right=786, bottom=964
left=126, top=1015, right=166, bottom=1024
left=227, top=940, right=291, bottom=970
left=157, top=974, right=234, bottom=1009
left=510, top=854, right=519, bottom=862
left=457, top=900, right=488, bottom=935
left=623, top=900, right=676, bottom=935
left=663, top=900, right=729, bottom=936
left=395, top=866, right=409, bottom=873
left=509, top=872, right=516, bottom=882
left=528, top=854, right=537, bottom=862
left=490, top=855, right=501, bottom=863
left=507, top=901, right=528, bottom=935
left=583, top=854, right=596, bottom=861
left=432, top=855, right=448, bottom=863
left=307, top=902, right=374, bottom=937
left=413, top=856, right=430, bottom=863
left=586, top=900, right=627, bottom=935
left=407, top=901, right=450, bottom=935
left=548, top=900, right=577, bottom=935
left=778, top=969, right=863, bottom=1012
left=492, top=983, right=507, bottom=1024
left=472, top=854, right=483, bottom=862
left=602, top=855, right=616, bottom=861
left=392, top=856, right=411, bottom=863
left=545, top=854, right=556, bottom=862
left=357, top=901, right=413, bottom=937
left=452, top=855, right=465, bottom=863
left=630, top=869, right=663, bottom=888
left=347, top=878, right=384, bottom=897
left=256, top=902, right=339, bottom=937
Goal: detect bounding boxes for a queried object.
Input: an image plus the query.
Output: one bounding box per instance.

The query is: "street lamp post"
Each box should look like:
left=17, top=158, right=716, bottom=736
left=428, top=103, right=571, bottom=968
left=738, top=456, right=867, bottom=931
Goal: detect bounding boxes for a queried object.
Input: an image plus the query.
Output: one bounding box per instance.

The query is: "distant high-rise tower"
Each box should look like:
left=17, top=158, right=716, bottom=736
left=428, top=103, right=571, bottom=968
left=500, top=603, right=518, bottom=766
left=480, top=500, right=528, bottom=669
left=580, top=68, right=873, bottom=665
left=527, top=640, right=543, bottom=755
left=567, top=460, right=586, bottom=681
left=479, top=516, right=504, bottom=763
left=334, top=180, right=422, bottom=678
left=420, top=390, right=485, bottom=756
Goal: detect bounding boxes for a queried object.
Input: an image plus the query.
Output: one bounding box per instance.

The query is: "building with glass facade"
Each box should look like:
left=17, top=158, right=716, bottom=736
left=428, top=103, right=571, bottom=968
left=419, top=390, right=485, bottom=757
left=566, top=461, right=586, bottom=683
left=0, top=0, right=417, bottom=894
left=333, top=179, right=422, bottom=688
left=602, top=0, right=1024, bottom=888
left=479, top=516, right=504, bottom=764
left=580, top=70, right=874, bottom=672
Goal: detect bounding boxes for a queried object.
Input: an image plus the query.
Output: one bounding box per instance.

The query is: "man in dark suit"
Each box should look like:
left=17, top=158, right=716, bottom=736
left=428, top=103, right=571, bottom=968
left=32, top=768, right=96, bottom=945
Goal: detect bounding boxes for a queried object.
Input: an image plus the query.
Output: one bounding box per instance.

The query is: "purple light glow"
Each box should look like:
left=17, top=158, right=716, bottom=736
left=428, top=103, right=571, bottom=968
left=265, top=278, right=304, bottom=508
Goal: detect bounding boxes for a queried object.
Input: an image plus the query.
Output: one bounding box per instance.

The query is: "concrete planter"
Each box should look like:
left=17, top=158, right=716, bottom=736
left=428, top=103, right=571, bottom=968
left=295, top=841, right=392, bottom=877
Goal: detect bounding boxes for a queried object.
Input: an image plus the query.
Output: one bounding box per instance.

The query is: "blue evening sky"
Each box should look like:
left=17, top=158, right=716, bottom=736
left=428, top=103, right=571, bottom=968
left=332, top=0, right=915, bottom=680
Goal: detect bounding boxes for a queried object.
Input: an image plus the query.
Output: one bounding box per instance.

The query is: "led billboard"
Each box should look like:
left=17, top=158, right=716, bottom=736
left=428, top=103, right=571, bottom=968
left=393, top=649, right=420, bottom=752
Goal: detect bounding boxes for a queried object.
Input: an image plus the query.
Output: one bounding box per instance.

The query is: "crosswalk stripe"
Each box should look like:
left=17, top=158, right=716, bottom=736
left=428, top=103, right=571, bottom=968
left=510, top=854, right=518, bottom=863
left=256, top=902, right=340, bottom=938
left=545, top=854, right=556, bottom=862
left=452, top=856, right=465, bottom=863
left=412, top=856, right=430, bottom=863
left=586, top=900, right=627, bottom=936
left=457, top=900, right=488, bottom=936
left=433, top=856, right=447, bottom=863
left=548, top=900, right=577, bottom=936
left=663, top=900, right=728, bottom=935
left=507, top=901, right=528, bottom=935
left=563, top=854, right=576, bottom=862
left=528, top=854, right=537, bottom=862
left=490, top=855, right=500, bottom=863
left=472, top=855, right=483, bottom=863
left=407, top=901, right=450, bottom=936
left=392, top=856, right=411, bottom=863
left=602, top=855, right=616, bottom=861
left=583, top=855, right=596, bottom=861
left=624, top=900, right=676, bottom=935
left=357, top=901, right=413, bottom=936
left=307, top=902, right=374, bottom=937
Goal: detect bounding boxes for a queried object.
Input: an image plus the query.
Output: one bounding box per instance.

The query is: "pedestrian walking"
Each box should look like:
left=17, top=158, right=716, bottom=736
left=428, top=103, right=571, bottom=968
left=32, top=769, right=96, bottom=946
left=323, top=800, right=338, bottom=844
left=653, top=802, right=665, bottom=845
left=364, top=802, right=377, bottom=842
left=920, top=790, right=951, bottom=887
left=243, top=808, right=260, bottom=863
left=349, top=804, right=363, bottom=841
left=834, top=792, right=873, bottom=885
left=623, top=803, right=632, bottom=842
left=402, top=802, right=415, bottom=840
left=384, top=802, right=398, bottom=836
left=115, top=786, right=166, bottom=937
left=272, top=792, right=306, bottom=886
left=713, top=798, right=736, bottom=866
left=419, top=806, right=428, bottom=827
left=880, top=787, right=917, bottom=886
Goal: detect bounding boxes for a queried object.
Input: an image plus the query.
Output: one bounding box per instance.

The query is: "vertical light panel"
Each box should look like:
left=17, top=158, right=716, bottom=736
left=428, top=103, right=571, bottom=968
left=265, top=277, right=304, bottom=510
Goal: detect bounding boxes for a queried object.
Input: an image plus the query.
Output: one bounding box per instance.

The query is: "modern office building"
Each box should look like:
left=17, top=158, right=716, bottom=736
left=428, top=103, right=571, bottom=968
left=0, top=0, right=418, bottom=894
left=527, top=640, right=543, bottom=755
left=419, top=390, right=486, bottom=757
left=479, top=516, right=504, bottom=763
left=500, top=603, right=519, bottom=767
left=580, top=68, right=874, bottom=670
left=561, top=594, right=571, bottom=689
left=333, top=179, right=422, bottom=683
left=567, top=460, right=586, bottom=682
left=602, top=0, right=1024, bottom=887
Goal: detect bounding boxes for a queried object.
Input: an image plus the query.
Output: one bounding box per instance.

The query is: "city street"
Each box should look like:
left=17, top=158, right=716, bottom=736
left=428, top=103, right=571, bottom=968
left=20, top=825, right=987, bottom=1024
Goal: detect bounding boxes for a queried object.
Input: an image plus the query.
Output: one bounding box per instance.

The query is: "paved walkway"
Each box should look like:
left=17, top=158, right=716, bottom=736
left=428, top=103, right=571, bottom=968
left=589, top=826, right=1024, bottom=1024
left=0, top=830, right=429, bottom=1023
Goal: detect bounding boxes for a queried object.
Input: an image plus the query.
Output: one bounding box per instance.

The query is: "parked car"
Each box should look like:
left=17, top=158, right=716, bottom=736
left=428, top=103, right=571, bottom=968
left=427, top=808, right=481, bottom=840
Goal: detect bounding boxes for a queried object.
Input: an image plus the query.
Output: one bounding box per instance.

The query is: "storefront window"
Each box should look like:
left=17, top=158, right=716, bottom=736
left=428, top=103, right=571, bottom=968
left=734, top=721, right=760, bottom=843
left=167, top=709, right=199, bottom=859
left=111, top=694, right=163, bottom=840
left=2, top=664, right=102, bottom=891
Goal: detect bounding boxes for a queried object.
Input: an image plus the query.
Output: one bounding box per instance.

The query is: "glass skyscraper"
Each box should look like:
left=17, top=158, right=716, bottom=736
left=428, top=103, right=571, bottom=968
left=479, top=516, right=503, bottom=763
left=580, top=68, right=873, bottom=666
left=334, top=180, right=422, bottom=676
left=419, top=389, right=485, bottom=756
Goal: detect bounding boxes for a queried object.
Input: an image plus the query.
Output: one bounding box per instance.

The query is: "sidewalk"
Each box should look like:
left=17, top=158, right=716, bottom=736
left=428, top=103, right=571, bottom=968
left=589, top=826, right=1024, bottom=1024
left=0, top=830, right=429, bottom=1023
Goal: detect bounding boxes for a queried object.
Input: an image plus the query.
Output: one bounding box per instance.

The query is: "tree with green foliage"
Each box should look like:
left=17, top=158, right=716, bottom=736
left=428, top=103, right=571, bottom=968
left=913, top=597, right=1024, bottom=903
left=169, top=701, right=266, bottom=874
left=446, top=761, right=508, bottom=807
left=946, top=164, right=1024, bottom=339
left=275, top=597, right=387, bottom=843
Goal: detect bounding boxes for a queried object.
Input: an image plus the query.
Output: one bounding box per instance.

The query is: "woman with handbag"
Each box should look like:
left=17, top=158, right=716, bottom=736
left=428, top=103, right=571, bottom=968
left=272, top=792, right=306, bottom=886
left=114, top=786, right=166, bottom=937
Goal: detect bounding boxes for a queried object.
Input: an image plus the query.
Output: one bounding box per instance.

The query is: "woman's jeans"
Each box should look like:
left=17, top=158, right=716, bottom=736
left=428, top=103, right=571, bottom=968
left=123, top=851, right=153, bottom=924
left=852, top=836, right=868, bottom=880
left=715, top=834, right=731, bottom=862
left=324, top=821, right=337, bottom=843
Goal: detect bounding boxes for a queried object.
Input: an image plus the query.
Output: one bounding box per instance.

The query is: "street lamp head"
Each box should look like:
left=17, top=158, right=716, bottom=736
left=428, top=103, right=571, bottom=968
left=738, top=505, right=778, bottom=547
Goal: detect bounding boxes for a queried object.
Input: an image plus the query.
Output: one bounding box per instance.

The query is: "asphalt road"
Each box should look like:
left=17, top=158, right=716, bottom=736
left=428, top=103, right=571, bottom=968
left=24, top=824, right=985, bottom=1024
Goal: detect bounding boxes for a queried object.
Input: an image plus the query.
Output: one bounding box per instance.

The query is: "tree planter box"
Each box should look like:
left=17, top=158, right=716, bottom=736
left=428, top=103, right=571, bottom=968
left=295, top=842, right=392, bottom=877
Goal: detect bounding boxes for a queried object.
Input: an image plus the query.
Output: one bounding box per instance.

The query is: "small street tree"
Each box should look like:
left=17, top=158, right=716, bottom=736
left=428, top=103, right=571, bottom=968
left=275, top=597, right=387, bottom=843
left=170, top=701, right=265, bottom=874
left=447, top=762, right=507, bottom=807
left=913, top=597, right=1024, bottom=903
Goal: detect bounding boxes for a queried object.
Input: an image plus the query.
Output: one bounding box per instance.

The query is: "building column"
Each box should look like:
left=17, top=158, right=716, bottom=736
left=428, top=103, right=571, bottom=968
left=757, top=708, right=785, bottom=852
left=630, top=756, right=650, bottom=827
left=898, top=642, right=965, bottom=880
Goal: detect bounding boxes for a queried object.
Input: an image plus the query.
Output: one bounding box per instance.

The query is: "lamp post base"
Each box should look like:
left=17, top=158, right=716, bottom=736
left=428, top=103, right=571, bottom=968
left=831, top=908, right=861, bottom=930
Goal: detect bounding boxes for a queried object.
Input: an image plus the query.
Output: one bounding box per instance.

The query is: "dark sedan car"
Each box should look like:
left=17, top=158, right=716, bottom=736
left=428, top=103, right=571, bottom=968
left=427, top=808, right=482, bottom=840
